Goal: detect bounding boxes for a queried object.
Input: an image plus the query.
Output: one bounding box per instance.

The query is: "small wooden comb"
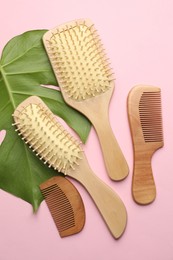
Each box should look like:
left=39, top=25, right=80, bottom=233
left=40, top=176, right=85, bottom=237
left=128, top=85, right=164, bottom=205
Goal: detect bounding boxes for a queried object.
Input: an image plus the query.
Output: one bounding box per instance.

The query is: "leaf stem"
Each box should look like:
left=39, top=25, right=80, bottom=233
left=0, top=67, right=16, bottom=109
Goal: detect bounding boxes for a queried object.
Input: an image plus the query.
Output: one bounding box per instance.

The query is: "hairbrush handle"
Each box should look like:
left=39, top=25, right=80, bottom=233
left=93, top=115, right=129, bottom=181
left=78, top=88, right=129, bottom=181
left=68, top=156, right=127, bottom=239
left=132, top=148, right=156, bottom=205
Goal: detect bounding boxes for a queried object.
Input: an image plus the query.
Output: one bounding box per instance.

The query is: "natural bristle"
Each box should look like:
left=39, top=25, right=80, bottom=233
left=139, top=91, right=163, bottom=143
left=44, top=20, right=114, bottom=101
left=13, top=100, right=82, bottom=173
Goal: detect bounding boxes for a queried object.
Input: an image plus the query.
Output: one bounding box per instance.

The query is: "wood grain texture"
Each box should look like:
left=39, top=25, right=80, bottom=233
left=43, top=19, right=129, bottom=181
left=40, top=176, right=85, bottom=237
left=67, top=152, right=127, bottom=239
left=127, top=85, right=164, bottom=205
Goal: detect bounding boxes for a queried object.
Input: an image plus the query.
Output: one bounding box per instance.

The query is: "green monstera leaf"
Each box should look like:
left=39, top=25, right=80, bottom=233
left=0, top=30, right=91, bottom=211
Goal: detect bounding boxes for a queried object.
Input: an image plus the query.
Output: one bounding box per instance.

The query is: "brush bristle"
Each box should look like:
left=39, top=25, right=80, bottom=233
left=139, top=91, right=163, bottom=142
left=13, top=99, right=82, bottom=173
left=44, top=19, right=114, bottom=101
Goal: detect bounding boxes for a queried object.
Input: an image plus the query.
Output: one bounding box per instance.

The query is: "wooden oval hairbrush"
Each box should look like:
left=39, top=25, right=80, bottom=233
left=12, top=96, right=127, bottom=239
left=127, top=85, right=164, bottom=205
left=40, top=176, right=85, bottom=237
left=42, top=19, right=129, bottom=181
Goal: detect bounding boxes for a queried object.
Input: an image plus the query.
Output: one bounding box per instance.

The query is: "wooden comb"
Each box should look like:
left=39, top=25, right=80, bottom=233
left=127, top=85, right=164, bottom=205
left=43, top=19, right=129, bottom=181
left=40, top=176, right=85, bottom=237
left=12, top=95, right=127, bottom=239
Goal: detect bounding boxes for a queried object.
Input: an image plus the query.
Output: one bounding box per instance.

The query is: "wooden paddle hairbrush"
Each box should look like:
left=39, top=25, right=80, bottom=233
left=40, top=176, right=85, bottom=237
left=43, top=19, right=129, bottom=181
left=127, top=85, right=164, bottom=205
left=12, top=96, right=127, bottom=239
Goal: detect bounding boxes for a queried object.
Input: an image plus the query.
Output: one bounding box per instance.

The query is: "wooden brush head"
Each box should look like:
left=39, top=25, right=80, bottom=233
left=40, top=176, right=85, bottom=237
left=43, top=19, right=114, bottom=102
left=12, top=96, right=83, bottom=174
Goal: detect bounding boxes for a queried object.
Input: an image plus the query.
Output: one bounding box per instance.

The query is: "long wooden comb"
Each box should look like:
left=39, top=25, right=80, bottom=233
left=128, top=85, right=164, bottom=205
left=40, top=176, right=85, bottom=237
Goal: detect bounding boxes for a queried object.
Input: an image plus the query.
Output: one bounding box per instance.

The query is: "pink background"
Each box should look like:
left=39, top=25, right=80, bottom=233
left=0, top=0, right=173, bottom=259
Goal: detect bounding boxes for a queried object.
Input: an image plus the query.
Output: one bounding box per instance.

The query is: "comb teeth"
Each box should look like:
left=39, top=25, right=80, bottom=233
left=41, top=184, right=75, bottom=233
left=139, top=91, right=163, bottom=142
left=44, top=19, right=114, bottom=101
left=13, top=99, right=82, bottom=173
left=40, top=176, right=85, bottom=237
